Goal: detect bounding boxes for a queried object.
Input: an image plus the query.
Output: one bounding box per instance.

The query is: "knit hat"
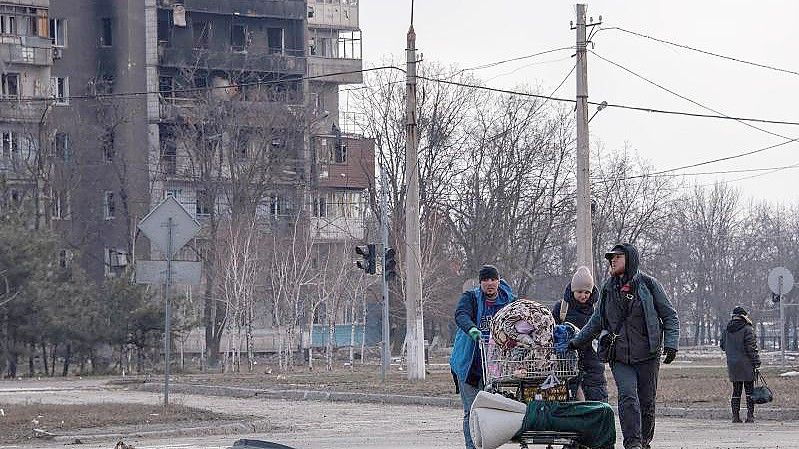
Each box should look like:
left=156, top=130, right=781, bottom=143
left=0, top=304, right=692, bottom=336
left=732, top=306, right=748, bottom=316
left=570, top=266, right=594, bottom=292
left=479, top=264, right=500, bottom=281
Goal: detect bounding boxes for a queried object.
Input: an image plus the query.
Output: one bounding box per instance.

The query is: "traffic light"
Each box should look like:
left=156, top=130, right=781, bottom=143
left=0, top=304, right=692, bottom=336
left=384, top=247, right=397, bottom=280
left=355, top=243, right=376, bottom=274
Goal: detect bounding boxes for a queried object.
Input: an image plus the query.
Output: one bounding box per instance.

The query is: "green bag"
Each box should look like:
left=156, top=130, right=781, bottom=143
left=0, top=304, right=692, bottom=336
left=515, top=400, right=616, bottom=449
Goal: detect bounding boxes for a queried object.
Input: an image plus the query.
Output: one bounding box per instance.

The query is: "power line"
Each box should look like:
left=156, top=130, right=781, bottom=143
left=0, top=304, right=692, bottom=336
left=592, top=162, right=799, bottom=183
left=415, top=74, right=799, bottom=127
left=600, top=26, right=799, bottom=78
left=590, top=50, right=793, bottom=140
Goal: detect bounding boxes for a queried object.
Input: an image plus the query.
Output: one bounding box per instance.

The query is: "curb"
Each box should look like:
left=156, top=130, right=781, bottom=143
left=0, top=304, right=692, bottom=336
left=130, top=382, right=799, bottom=420
left=51, top=419, right=275, bottom=444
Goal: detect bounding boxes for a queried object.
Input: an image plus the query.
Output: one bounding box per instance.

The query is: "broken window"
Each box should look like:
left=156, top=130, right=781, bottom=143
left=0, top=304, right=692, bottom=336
left=58, top=249, right=73, bottom=269
left=160, top=134, right=177, bottom=175
left=100, top=18, right=112, bottom=46
left=157, top=9, right=172, bottom=45
left=196, top=189, right=213, bottom=217
left=104, top=191, right=116, bottom=219
left=2, top=131, right=18, bottom=159
left=1, top=73, right=20, bottom=99
left=54, top=132, right=71, bottom=161
left=231, top=24, right=247, bottom=52
left=193, top=20, right=210, bottom=49
left=334, top=140, right=347, bottom=163
left=267, top=27, right=284, bottom=54
left=49, top=18, right=66, bottom=46
left=51, top=190, right=70, bottom=220
left=51, top=76, right=69, bottom=104
left=102, top=130, right=115, bottom=163
left=159, top=75, right=174, bottom=99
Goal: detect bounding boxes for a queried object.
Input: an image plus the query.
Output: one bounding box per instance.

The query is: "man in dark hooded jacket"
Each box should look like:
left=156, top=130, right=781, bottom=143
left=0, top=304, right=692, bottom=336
left=568, top=243, right=680, bottom=449
left=552, top=266, right=608, bottom=402
left=720, top=306, right=761, bottom=423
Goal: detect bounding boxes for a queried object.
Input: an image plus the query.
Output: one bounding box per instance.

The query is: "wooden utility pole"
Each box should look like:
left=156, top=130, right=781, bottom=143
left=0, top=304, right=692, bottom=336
left=574, top=4, right=597, bottom=271
left=380, top=166, right=391, bottom=380
left=404, top=3, right=425, bottom=381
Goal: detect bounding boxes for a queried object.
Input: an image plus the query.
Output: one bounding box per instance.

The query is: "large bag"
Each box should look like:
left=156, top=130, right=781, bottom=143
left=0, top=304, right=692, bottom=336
left=751, top=370, right=774, bottom=404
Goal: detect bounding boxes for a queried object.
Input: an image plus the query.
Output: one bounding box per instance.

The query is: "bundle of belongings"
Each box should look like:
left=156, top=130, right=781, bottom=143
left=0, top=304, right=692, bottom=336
left=469, top=390, right=616, bottom=449
left=488, top=299, right=555, bottom=377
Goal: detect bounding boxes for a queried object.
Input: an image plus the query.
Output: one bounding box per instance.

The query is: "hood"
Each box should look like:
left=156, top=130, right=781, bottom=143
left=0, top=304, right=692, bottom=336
left=727, top=314, right=752, bottom=332
left=616, top=243, right=640, bottom=283
left=562, top=284, right=599, bottom=309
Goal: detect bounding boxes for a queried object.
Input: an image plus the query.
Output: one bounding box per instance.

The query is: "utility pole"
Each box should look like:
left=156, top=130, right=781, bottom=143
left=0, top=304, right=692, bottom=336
left=380, top=166, right=391, bottom=381
left=404, top=1, right=425, bottom=381
left=573, top=4, right=600, bottom=272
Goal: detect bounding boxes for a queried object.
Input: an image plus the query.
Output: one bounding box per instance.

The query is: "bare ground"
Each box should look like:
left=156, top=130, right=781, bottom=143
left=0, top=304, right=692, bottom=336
left=173, top=352, right=799, bottom=408
left=0, top=402, right=248, bottom=445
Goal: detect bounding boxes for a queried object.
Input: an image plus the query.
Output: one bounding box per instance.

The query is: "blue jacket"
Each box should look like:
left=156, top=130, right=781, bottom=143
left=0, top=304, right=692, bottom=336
left=449, top=279, right=514, bottom=382
left=572, top=244, right=680, bottom=356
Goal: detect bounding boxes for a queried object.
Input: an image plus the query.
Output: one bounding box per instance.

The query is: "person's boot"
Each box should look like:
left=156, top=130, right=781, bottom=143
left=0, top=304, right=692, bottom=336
left=731, top=396, right=742, bottom=423
left=745, top=396, right=755, bottom=423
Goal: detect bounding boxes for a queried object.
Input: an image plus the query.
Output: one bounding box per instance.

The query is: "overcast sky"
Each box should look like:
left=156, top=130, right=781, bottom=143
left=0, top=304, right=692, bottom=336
left=355, top=1, right=798, bottom=205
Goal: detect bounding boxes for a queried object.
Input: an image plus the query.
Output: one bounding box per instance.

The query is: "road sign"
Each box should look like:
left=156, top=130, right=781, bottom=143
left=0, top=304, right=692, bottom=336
left=136, top=260, right=202, bottom=285
left=768, top=267, right=794, bottom=296
left=137, top=196, right=200, bottom=258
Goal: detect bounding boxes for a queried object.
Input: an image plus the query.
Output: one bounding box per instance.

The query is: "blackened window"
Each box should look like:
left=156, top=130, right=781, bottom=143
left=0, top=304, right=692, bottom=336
left=231, top=24, right=246, bottom=52
left=100, top=18, right=112, bottom=46
left=102, top=130, right=115, bottom=163
left=267, top=28, right=283, bottom=54
left=54, top=132, right=71, bottom=161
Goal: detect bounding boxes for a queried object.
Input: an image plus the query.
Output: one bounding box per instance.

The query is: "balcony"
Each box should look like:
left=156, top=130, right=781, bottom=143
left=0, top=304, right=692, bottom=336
left=0, top=35, right=52, bottom=67
left=159, top=0, right=305, bottom=21
left=307, top=56, right=362, bottom=84
left=310, top=216, right=364, bottom=241
left=0, top=102, right=46, bottom=124
left=159, top=46, right=305, bottom=75
left=308, top=1, right=359, bottom=30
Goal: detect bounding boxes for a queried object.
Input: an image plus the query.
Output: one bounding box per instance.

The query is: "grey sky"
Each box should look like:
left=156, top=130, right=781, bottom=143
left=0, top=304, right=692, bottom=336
left=356, top=1, right=798, bottom=204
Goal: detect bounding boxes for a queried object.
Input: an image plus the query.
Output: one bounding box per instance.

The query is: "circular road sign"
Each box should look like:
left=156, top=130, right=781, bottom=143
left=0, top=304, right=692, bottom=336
left=768, top=267, right=794, bottom=296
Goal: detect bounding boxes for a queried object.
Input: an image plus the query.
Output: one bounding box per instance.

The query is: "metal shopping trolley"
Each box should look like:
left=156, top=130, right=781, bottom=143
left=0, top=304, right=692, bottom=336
left=479, top=338, right=583, bottom=449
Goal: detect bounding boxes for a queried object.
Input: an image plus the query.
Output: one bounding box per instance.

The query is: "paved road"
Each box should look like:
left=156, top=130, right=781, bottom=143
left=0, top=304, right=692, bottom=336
left=2, top=379, right=799, bottom=449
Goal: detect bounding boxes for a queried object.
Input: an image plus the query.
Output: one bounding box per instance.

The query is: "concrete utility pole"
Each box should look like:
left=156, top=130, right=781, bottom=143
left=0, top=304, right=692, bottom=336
left=574, top=4, right=598, bottom=271
left=380, top=166, right=391, bottom=381
left=404, top=2, right=425, bottom=381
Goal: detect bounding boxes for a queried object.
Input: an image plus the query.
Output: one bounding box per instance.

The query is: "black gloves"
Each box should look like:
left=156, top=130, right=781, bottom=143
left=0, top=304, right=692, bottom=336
left=663, top=347, right=677, bottom=364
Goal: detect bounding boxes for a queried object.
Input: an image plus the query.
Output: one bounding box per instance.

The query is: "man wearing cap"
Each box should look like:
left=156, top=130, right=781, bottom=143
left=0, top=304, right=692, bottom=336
left=450, top=264, right=515, bottom=449
left=720, top=305, right=761, bottom=423
left=568, top=243, right=679, bottom=449
left=552, top=266, right=608, bottom=402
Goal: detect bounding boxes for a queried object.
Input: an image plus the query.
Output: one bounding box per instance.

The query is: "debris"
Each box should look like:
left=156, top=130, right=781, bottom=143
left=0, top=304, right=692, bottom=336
left=33, top=428, right=55, bottom=439
left=115, top=440, right=135, bottom=449
left=71, top=438, right=84, bottom=445
left=780, top=371, right=799, bottom=377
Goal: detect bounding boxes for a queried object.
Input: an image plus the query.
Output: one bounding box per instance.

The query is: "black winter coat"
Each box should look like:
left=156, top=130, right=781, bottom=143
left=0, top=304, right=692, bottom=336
left=720, top=315, right=760, bottom=382
left=552, top=285, right=606, bottom=387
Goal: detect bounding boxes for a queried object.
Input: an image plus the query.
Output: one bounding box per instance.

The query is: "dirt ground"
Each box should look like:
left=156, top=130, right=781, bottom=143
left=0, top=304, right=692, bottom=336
left=0, top=402, right=247, bottom=445
left=172, top=351, right=799, bottom=407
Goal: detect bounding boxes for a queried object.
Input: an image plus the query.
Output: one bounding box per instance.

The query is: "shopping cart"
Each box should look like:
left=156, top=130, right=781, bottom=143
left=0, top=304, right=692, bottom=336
left=479, top=338, right=583, bottom=449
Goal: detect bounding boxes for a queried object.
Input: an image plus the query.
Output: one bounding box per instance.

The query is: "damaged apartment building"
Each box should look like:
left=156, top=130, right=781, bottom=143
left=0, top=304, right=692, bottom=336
left=1, top=0, right=374, bottom=348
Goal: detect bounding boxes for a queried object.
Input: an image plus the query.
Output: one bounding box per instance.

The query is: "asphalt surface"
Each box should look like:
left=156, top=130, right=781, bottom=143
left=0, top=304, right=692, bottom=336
left=2, top=378, right=799, bottom=449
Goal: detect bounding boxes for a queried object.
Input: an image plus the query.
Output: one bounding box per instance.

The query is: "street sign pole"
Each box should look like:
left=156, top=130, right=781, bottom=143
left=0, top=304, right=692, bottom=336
left=779, top=276, right=785, bottom=367
left=164, top=216, right=173, bottom=406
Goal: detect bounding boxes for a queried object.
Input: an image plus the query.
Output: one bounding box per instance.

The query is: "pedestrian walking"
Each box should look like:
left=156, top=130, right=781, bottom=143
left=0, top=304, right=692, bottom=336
left=720, top=305, right=761, bottom=423
left=552, top=266, right=609, bottom=402
left=568, top=243, right=680, bottom=449
left=449, top=264, right=515, bottom=449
